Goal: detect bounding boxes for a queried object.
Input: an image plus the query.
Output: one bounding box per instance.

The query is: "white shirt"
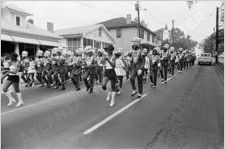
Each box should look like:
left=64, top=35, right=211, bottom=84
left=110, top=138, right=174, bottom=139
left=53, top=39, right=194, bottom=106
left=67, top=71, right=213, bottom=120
left=144, top=56, right=150, bottom=69
left=115, top=58, right=126, bottom=76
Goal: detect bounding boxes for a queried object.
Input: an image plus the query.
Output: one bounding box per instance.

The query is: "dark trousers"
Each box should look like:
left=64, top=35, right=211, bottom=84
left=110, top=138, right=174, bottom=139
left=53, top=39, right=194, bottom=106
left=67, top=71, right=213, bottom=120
left=53, top=71, right=60, bottom=86
left=42, top=70, right=49, bottom=85
left=130, top=69, right=143, bottom=94
left=21, top=69, right=28, bottom=83
left=36, top=71, right=43, bottom=85
left=170, top=64, right=175, bottom=75
left=59, top=72, right=66, bottom=89
left=152, top=68, right=158, bottom=86
left=47, top=69, right=55, bottom=85
left=117, top=76, right=123, bottom=88
left=70, top=69, right=81, bottom=89
left=162, top=64, right=168, bottom=81
left=97, top=66, right=103, bottom=83
left=82, top=70, right=95, bottom=92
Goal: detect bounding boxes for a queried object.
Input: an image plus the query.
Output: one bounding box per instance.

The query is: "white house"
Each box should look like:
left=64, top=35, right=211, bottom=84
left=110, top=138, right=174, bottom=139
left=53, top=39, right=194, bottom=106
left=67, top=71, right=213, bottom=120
left=1, top=4, right=62, bottom=56
left=98, top=14, right=157, bottom=53
left=55, top=24, right=115, bottom=51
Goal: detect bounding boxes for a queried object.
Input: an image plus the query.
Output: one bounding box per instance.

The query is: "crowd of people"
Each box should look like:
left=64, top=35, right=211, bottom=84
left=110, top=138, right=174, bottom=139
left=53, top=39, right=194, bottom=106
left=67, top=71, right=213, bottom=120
left=1, top=37, right=196, bottom=107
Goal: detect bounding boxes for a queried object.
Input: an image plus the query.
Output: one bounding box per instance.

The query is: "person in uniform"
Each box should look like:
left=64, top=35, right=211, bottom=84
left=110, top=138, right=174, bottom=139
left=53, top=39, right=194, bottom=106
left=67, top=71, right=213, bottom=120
left=96, top=49, right=104, bottom=85
left=151, top=47, right=160, bottom=88
left=101, top=45, right=118, bottom=107
left=142, top=48, right=150, bottom=84
left=35, top=50, right=44, bottom=87
left=114, top=48, right=127, bottom=95
left=2, top=53, right=24, bottom=106
left=70, top=49, right=83, bottom=91
left=27, top=56, right=37, bottom=87
left=47, top=48, right=58, bottom=87
left=129, top=37, right=145, bottom=98
left=20, top=51, right=29, bottom=85
left=169, top=46, right=176, bottom=77
left=161, top=44, right=170, bottom=84
left=57, top=49, right=67, bottom=90
left=42, top=50, right=51, bottom=88
left=82, top=46, right=97, bottom=93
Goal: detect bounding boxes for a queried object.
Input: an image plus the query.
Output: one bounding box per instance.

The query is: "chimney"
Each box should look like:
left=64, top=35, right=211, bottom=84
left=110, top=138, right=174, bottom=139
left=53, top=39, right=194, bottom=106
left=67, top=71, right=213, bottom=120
left=47, top=22, right=54, bottom=33
left=27, top=19, right=34, bottom=24
left=126, top=14, right=132, bottom=24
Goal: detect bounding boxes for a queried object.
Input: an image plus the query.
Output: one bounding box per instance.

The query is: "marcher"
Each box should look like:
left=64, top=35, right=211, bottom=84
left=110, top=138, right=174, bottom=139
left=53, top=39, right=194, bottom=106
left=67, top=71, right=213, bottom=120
left=35, top=50, right=44, bottom=87
left=27, top=56, right=36, bottom=87
left=151, top=47, right=160, bottom=88
left=82, top=46, right=97, bottom=93
left=20, top=51, right=29, bottom=84
left=129, top=37, right=145, bottom=98
left=114, top=48, right=127, bottom=95
left=161, top=44, right=170, bottom=84
left=2, top=53, right=24, bottom=106
left=101, top=45, right=119, bottom=106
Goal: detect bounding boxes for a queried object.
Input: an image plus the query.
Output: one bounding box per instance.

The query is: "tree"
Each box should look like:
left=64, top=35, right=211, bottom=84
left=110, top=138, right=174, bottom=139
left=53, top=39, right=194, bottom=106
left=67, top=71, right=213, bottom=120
left=154, top=27, right=198, bottom=50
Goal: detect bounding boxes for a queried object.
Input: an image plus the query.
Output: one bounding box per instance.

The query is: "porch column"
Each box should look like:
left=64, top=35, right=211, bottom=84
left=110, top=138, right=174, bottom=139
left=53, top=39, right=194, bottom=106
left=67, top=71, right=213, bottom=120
left=80, top=37, right=83, bottom=48
left=14, top=42, right=21, bottom=61
left=100, top=42, right=103, bottom=49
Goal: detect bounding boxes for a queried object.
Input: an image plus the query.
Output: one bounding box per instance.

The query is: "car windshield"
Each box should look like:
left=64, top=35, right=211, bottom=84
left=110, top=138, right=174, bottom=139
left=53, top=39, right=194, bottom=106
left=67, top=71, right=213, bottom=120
left=201, top=54, right=211, bottom=57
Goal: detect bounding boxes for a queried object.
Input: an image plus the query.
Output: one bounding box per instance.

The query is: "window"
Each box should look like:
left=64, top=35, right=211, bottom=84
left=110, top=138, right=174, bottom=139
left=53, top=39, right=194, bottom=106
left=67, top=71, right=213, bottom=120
left=116, top=28, right=121, bottom=38
left=94, top=40, right=101, bottom=49
left=140, top=29, right=144, bottom=39
left=16, top=16, right=20, bottom=26
left=83, top=38, right=93, bottom=48
left=152, top=35, right=155, bottom=43
left=67, top=38, right=81, bottom=51
left=147, top=33, right=150, bottom=41
left=99, top=28, right=102, bottom=37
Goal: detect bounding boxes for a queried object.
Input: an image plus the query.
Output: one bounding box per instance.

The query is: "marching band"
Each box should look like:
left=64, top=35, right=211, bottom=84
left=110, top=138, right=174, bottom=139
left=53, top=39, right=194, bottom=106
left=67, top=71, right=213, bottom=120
left=1, top=37, right=196, bottom=107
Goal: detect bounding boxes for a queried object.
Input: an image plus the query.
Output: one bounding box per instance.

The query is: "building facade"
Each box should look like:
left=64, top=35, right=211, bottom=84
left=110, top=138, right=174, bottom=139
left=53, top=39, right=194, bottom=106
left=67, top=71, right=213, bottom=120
left=98, top=14, right=157, bottom=52
left=55, top=24, right=115, bottom=51
left=1, top=4, right=62, bottom=56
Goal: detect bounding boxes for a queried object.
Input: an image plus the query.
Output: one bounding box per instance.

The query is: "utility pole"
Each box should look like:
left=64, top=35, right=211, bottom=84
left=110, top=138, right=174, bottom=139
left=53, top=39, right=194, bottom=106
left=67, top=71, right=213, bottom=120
left=135, top=0, right=141, bottom=38
left=172, top=19, right=175, bottom=45
left=215, top=7, right=219, bottom=63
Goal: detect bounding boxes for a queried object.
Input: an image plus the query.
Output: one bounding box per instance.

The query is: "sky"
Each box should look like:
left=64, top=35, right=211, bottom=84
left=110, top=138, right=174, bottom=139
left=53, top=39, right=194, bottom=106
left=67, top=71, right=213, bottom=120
left=4, top=0, right=222, bottom=43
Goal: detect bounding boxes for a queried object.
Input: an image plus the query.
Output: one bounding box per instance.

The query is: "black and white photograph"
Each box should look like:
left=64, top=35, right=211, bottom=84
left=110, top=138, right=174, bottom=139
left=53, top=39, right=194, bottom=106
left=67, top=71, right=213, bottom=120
left=1, top=0, right=224, bottom=149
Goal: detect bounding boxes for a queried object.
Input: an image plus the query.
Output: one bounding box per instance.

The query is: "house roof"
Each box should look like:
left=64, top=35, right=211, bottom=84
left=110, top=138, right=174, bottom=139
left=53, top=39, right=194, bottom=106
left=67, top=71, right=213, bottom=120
left=55, top=24, right=102, bottom=36
left=98, top=17, right=157, bottom=36
left=55, top=24, right=115, bottom=43
left=5, top=4, right=32, bottom=16
left=1, top=17, right=61, bottom=40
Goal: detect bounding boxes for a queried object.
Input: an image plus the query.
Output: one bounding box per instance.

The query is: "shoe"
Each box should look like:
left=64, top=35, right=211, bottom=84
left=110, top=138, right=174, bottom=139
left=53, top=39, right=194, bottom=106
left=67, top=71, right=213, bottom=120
left=106, top=92, right=111, bottom=101
left=137, top=93, right=142, bottom=99
left=150, top=83, right=154, bottom=86
left=117, top=90, right=121, bottom=95
left=152, top=85, right=156, bottom=88
left=7, top=98, right=16, bottom=106
left=86, top=86, right=90, bottom=92
left=110, top=92, right=116, bottom=107
left=60, top=85, right=66, bottom=91
left=131, top=91, right=137, bottom=97
left=89, top=88, right=93, bottom=93
left=15, top=93, right=24, bottom=107
left=76, top=88, right=80, bottom=91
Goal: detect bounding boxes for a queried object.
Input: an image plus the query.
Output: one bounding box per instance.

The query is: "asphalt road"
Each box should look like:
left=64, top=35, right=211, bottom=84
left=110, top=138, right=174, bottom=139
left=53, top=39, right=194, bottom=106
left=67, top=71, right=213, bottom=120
left=1, top=64, right=224, bottom=149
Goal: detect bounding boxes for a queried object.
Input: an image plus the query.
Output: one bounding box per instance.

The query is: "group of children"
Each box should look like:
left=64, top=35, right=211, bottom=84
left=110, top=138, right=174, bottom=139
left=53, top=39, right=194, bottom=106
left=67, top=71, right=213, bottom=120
left=1, top=37, right=196, bottom=107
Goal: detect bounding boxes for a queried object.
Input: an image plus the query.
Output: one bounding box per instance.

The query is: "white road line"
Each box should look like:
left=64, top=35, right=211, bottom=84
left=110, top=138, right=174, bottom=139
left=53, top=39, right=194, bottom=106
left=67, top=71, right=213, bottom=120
left=1, top=90, right=75, bottom=117
left=83, top=93, right=148, bottom=135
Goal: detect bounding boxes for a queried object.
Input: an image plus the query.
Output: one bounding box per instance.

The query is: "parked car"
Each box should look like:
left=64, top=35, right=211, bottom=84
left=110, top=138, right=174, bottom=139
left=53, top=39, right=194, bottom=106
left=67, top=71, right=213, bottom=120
left=197, top=53, right=213, bottom=65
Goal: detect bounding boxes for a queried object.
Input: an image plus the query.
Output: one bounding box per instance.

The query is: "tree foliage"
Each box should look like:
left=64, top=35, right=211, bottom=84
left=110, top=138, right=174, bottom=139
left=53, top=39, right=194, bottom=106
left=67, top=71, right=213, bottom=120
left=154, top=27, right=198, bottom=50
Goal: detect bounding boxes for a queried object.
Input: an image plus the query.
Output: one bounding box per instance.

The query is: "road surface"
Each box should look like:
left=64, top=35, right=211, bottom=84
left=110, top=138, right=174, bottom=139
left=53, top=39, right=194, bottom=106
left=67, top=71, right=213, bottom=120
left=1, top=64, right=224, bottom=149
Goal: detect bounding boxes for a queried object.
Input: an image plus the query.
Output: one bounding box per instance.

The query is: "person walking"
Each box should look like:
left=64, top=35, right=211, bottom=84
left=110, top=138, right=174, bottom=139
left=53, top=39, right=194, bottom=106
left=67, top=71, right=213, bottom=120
left=2, top=53, right=24, bottom=106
